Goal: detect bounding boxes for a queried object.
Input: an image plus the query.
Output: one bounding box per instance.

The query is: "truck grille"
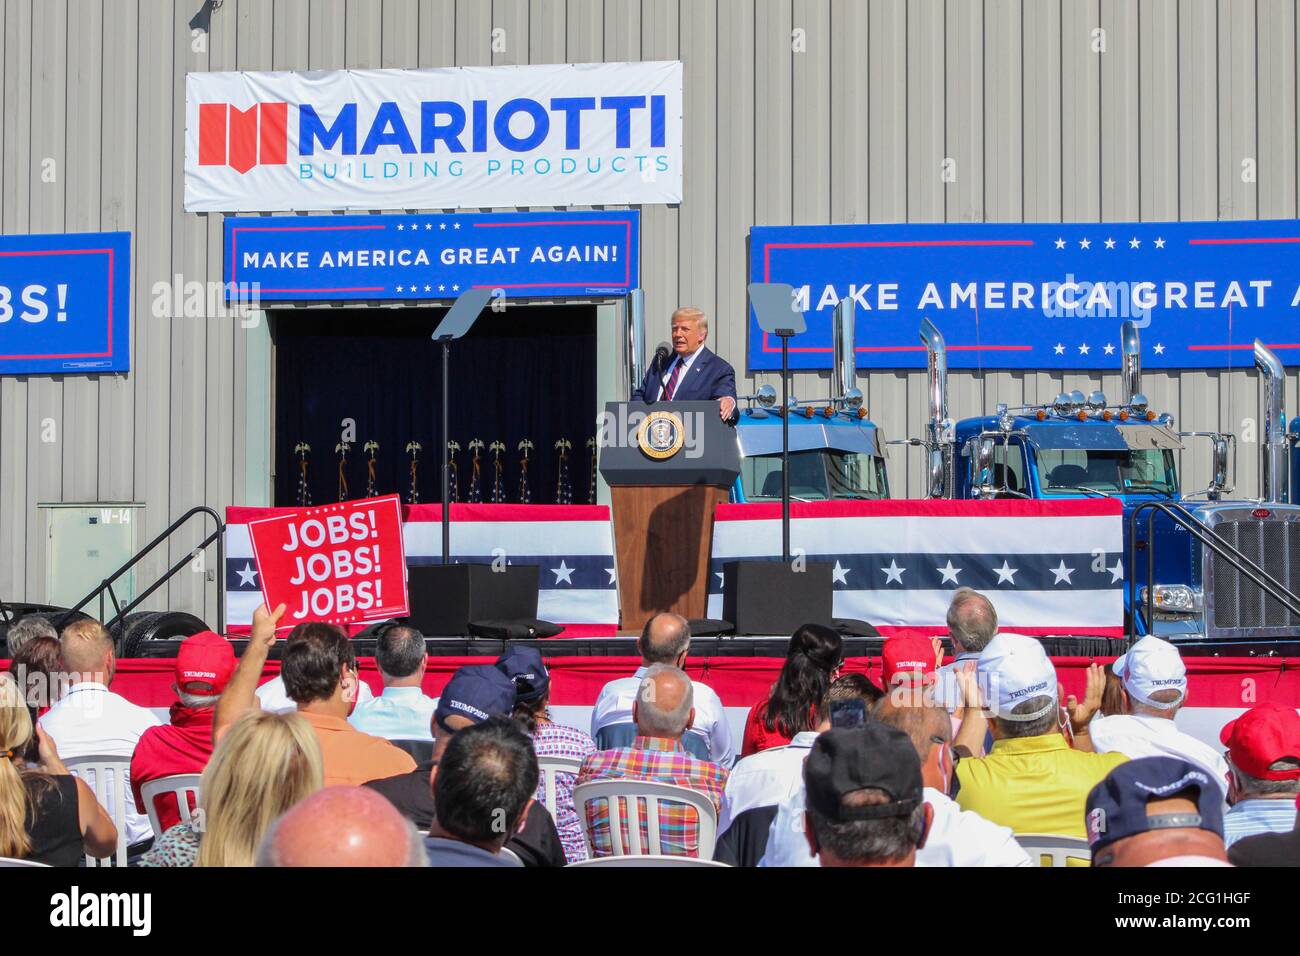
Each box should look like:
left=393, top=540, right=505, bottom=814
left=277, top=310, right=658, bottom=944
left=1208, top=516, right=1300, bottom=632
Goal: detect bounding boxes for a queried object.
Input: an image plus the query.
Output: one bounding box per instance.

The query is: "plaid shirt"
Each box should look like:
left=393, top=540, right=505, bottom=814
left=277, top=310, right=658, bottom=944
left=576, top=736, right=729, bottom=857
left=530, top=719, right=598, bottom=864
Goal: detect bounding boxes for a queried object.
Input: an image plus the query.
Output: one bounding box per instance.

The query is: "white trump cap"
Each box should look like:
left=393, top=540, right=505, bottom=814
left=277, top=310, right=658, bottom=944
left=976, top=633, right=1059, bottom=721
left=1113, top=635, right=1187, bottom=710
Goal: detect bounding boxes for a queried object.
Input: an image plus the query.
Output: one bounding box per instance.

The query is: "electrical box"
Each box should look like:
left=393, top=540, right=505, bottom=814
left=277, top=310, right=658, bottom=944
left=41, top=504, right=143, bottom=610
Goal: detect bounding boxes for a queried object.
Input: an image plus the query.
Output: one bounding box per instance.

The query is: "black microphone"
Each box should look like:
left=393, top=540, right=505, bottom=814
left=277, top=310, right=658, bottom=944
left=653, top=343, right=671, bottom=370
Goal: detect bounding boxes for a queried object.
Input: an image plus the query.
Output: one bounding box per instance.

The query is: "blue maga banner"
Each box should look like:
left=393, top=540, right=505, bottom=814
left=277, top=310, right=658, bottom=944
left=224, top=210, right=639, bottom=302
left=0, top=232, right=131, bottom=375
left=749, top=219, right=1300, bottom=371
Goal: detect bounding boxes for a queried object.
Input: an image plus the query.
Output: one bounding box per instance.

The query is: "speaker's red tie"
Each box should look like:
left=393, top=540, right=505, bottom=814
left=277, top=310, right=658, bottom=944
left=663, top=359, right=683, bottom=400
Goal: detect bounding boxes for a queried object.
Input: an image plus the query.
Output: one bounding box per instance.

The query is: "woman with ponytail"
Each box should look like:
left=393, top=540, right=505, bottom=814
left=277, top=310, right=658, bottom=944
left=740, top=624, right=844, bottom=756
left=0, top=672, right=116, bottom=865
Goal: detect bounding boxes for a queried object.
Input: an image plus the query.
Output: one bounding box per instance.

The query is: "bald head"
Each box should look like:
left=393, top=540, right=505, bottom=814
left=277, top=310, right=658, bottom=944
left=639, top=613, right=691, bottom=665
left=257, top=786, right=427, bottom=867
left=633, top=663, right=694, bottom=738
left=60, top=619, right=114, bottom=682
left=872, top=697, right=952, bottom=755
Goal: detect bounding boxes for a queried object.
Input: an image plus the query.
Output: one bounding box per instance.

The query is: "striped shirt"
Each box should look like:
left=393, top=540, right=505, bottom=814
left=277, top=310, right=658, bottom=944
left=1223, top=798, right=1299, bottom=847
left=530, top=719, right=598, bottom=864
left=576, top=736, right=729, bottom=858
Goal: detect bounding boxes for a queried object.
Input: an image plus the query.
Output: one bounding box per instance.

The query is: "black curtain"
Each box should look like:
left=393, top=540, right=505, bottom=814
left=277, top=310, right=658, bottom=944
left=273, top=306, right=597, bottom=507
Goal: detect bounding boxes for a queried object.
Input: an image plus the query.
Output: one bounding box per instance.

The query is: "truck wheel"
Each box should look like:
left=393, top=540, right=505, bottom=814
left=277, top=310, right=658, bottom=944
left=114, top=611, right=209, bottom=657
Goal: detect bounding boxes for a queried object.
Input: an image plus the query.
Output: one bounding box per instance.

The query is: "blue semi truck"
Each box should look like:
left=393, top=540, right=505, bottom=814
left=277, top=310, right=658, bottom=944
left=730, top=300, right=890, bottom=504
left=911, top=318, right=1300, bottom=648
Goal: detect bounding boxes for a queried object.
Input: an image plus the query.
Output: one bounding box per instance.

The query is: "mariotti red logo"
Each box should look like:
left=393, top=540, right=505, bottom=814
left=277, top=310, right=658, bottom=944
left=198, top=102, right=288, bottom=174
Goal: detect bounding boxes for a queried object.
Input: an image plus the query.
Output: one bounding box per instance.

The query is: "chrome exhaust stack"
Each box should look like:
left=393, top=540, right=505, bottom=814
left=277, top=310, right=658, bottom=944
left=1255, top=339, right=1288, bottom=503
left=1121, top=320, right=1141, bottom=405
left=625, top=288, right=646, bottom=400
left=832, top=298, right=864, bottom=414
left=920, top=318, right=953, bottom=498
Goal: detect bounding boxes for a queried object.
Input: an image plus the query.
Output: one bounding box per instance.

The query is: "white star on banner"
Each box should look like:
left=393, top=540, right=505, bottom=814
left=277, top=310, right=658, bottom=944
left=424, top=284, right=431, bottom=292
left=396, top=285, right=404, bottom=292
left=1080, top=238, right=1091, bottom=249
left=1153, top=343, right=1166, bottom=355
left=1104, top=343, right=1115, bottom=355
left=452, top=284, right=460, bottom=291
left=1154, top=237, right=1166, bottom=248
left=1104, top=237, right=1116, bottom=249
left=1129, top=237, right=1141, bottom=248
left=994, top=560, right=1019, bottom=584
left=716, top=571, right=726, bottom=587
left=606, top=568, right=616, bottom=585
left=1054, top=343, right=1066, bottom=355
left=832, top=561, right=849, bottom=585
left=551, top=561, right=575, bottom=585
left=937, top=560, right=962, bottom=585
left=1108, top=558, right=1124, bottom=583
left=438, top=284, right=446, bottom=292
left=881, top=559, right=906, bottom=585
left=439, top=223, right=447, bottom=230
left=453, top=222, right=461, bottom=230
left=397, top=223, right=405, bottom=231
left=1079, top=343, right=1091, bottom=355
left=424, top=223, right=433, bottom=230
left=1050, top=560, right=1075, bottom=585
left=1054, top=238, right=1066, bottom=249
left=237, top=562, right=258, bottom=587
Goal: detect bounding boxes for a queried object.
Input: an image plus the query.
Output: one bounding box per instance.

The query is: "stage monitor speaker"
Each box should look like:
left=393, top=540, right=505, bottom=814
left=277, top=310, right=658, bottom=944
left=721, top=560, right=835, bottom=636
left=406, top=564, right=539, bottom=637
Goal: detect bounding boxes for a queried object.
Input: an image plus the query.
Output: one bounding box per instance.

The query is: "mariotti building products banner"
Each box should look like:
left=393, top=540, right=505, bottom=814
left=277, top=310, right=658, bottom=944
left=185, top=62, right=683, bottom=212
left=749, top=219, right=1300, bottom=371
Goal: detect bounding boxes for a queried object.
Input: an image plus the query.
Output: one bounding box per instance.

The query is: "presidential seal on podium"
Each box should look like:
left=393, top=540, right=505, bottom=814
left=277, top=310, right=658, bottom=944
left=637, top=409, right=685, bottom=460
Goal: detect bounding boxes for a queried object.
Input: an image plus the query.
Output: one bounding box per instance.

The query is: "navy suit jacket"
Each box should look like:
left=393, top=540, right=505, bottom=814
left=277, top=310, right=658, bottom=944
left=631, top=346, right=738, bottom=409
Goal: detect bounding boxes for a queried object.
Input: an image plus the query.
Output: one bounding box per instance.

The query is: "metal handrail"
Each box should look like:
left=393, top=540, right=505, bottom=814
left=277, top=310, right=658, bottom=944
left=58, top=506, right=226, bottom=633
left=1127, top=500, right=1300, bottom=641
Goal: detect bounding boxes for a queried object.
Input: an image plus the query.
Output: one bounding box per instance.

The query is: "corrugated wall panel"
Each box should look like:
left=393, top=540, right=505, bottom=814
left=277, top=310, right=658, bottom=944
left=0, top=0, right=1296, bottom=612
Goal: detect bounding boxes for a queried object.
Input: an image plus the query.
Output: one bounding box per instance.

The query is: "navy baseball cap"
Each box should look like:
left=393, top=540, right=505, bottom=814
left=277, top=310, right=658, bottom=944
left=495, top=645, right=550, bottom=705
left=803, top=724, right=923, bottom=823
left=434, top=665, right=516, bottom=732
left=1085, top=756, right=1224, bottom=854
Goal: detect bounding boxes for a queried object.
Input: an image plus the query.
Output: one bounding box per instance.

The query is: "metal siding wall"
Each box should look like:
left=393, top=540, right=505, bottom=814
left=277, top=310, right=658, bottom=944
left=0, top=0, right=1296, bottom=612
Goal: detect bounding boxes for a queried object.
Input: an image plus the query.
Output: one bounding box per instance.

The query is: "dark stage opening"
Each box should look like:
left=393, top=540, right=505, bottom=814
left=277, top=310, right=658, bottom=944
left=272, top=305, right=597, bottom=507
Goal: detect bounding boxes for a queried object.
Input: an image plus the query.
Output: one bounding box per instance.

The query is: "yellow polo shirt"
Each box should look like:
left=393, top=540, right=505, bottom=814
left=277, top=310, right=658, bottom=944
left=954, top=733, right=1129, bottom=839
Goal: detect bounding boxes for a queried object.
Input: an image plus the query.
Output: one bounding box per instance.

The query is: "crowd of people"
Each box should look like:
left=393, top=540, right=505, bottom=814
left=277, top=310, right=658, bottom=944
left=1, top=587, right=1297, bottom=868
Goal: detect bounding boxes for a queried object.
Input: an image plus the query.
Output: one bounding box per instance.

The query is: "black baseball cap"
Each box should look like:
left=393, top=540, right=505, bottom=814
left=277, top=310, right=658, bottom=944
left=495, top=645, right=550, bottom=704
left=803, top=724, right=923, bottom=823
left=1085, top=756, right=1225, bottom=853
left=434, top=665, right=516, bottom=732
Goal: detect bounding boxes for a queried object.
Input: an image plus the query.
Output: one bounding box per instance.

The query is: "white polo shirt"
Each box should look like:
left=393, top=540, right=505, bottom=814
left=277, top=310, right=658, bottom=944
left=719, top=731, right=817, bottom=833
left=1088, top=713, right=1230, bottom=797
left=759, top=785, right=1032, bottom=867
left=39, top=682, right=163, bottom=848
left=590, top=667, right=735, bottom=769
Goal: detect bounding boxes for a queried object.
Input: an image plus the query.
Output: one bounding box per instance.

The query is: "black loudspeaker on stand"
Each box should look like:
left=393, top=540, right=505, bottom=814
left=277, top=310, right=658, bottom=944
left=406, top=564, right=540, bottom=637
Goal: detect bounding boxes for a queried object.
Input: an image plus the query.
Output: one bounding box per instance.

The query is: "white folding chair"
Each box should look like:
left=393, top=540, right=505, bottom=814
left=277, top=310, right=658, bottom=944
left=0, top=857, right=52, bottom=867
left=534, top=755, right=585, bottom=824
left=567, top=854, right=729, bottom=868
left=499, top=846, right=523, bottom=866
left=139, top=774, right=203, bottom=838
left=1014, top=833, right=1092, bottom=867
left=572, top=780, right=719, bottom=859
left=64, top=754, right=133, bottom=867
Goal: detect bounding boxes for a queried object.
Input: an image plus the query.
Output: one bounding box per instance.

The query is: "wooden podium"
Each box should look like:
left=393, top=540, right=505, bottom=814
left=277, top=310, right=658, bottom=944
left=599, top=401, right=741, bottom=633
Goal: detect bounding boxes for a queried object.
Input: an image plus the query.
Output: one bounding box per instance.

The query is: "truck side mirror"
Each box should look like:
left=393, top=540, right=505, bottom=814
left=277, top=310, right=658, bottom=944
left=1210, top=436, right=1229, bottom=500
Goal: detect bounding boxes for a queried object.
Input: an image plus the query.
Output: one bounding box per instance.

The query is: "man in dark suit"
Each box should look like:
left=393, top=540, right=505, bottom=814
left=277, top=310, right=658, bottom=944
left=631, top=307, right=739, bottom=422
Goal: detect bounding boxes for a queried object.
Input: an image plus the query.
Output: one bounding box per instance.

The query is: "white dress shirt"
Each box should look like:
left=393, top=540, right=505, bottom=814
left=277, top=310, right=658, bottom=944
left=348, top=685, right=439, bottom=741
left=719, top=731, right=817, bottom=833
left=39, top=682, right=163, bottom=848
left=657, top=347, right=703, bottom=398
left=255, top=674, right=375, bottom=722
left=590, top=667, right=735, bottom=769
left=760, top=784, right=1032, bottom=867
left=1088, top=713, right=1230, bottom=796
